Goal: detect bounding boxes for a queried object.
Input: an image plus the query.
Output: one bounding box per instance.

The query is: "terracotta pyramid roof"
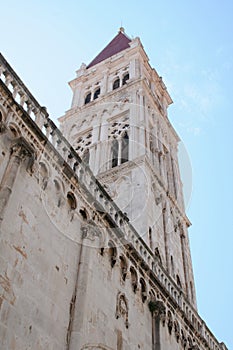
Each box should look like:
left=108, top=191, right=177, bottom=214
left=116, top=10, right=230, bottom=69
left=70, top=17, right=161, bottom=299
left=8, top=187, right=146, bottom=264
left=87, top=30, right=131, bottom=69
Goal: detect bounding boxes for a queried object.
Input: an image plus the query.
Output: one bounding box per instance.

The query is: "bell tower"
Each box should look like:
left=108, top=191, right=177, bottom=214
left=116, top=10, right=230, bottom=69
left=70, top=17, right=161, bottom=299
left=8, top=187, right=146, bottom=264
left=59, top=28, right=197, bottom=308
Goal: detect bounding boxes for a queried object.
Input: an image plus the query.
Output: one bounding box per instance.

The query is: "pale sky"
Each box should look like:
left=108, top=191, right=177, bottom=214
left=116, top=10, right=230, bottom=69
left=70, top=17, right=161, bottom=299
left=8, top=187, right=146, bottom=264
left=1, top=1, right=233, bottom=348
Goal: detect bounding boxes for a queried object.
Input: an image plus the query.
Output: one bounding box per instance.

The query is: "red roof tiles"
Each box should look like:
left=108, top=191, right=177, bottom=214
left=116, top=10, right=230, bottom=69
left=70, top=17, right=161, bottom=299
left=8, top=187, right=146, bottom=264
left=87, top=31, right=131, bottom=69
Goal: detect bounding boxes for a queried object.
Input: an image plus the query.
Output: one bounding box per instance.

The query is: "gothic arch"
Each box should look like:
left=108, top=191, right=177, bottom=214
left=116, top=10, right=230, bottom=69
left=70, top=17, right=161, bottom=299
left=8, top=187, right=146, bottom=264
left=84, top=92, right=91, bottom=104
left=79, top=207, right=89, bottom=221
left=108, top=240, right=117, bottom=268
left=130, top=266, right=138, bottom=293
left=122, top=72, right=129, bottom=85
left=8, top=122, right=21, bottom=138
left=139, top=277, right=147, bottom=303
left=93, top=87, right=100, bottom=100
left=113, top=77, right=120, bottom=90
left=67, top=191, right=77, bottom=210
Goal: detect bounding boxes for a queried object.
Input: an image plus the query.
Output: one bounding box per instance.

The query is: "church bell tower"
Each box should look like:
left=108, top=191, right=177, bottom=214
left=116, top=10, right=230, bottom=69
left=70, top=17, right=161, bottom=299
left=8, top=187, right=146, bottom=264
left=59, top=28, right=196, bottom=308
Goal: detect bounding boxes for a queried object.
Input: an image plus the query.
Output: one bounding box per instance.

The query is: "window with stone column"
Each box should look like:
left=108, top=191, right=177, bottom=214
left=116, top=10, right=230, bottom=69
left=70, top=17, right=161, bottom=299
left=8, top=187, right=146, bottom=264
left=108, top=118, right=129, bottom=169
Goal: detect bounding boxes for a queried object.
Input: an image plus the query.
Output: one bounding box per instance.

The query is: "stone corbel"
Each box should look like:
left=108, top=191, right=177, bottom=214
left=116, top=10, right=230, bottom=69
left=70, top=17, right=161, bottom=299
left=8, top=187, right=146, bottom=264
left=11, top=137, right=35, bottom=172
left=148, top=299, right=166, bottom=320
left=81, top=221, right=104, bottom=248
left=0, top=137, right=35, bottom=225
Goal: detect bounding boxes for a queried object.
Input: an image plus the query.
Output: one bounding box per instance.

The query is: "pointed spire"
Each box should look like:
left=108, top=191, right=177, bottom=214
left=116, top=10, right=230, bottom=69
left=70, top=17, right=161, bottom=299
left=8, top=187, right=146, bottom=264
left=87, top=29, right=131, bottom=69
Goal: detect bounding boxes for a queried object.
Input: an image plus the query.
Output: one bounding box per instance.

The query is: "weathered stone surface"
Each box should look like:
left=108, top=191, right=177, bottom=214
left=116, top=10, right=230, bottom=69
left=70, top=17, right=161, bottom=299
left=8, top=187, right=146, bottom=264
left=0, top=32, right=227, bottom=350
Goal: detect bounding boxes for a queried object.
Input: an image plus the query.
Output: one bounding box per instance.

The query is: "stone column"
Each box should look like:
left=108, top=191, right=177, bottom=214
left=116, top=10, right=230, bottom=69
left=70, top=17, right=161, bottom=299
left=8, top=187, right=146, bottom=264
left=118, top=138, right=122, bottom=166
left=148, top=299, right=166, bottom=350
left=138, top=90, right=145, bottom=157
left=129, top=58, right=136, bottom=79
left=67, top=222, right=103, bottom=350
left=179, top=225, right=189, bottom=297
left=0, top=138, right=34, bottom=226
left=98, top=121, right=109, bottom=173
left=129, top=93, right=138, bottom=159
left=162, top=205, right=170, bottom=273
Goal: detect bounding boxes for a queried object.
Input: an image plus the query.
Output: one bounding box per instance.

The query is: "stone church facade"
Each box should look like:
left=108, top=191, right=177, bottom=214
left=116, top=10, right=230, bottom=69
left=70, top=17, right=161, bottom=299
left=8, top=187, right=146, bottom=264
left=0, top=29, right=227, bottom=349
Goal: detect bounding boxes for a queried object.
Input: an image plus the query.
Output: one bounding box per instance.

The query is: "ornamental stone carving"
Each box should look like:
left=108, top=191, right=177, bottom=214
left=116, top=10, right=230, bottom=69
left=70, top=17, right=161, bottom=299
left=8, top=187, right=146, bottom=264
left=115, top=292, right=129, bottom=328
left=81, top=221, right=104, bottom=248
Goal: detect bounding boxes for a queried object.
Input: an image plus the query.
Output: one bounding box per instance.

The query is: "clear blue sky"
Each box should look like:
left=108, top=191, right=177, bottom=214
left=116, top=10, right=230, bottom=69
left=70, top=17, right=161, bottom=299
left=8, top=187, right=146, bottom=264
left=1, top=1, right=233, bottom=348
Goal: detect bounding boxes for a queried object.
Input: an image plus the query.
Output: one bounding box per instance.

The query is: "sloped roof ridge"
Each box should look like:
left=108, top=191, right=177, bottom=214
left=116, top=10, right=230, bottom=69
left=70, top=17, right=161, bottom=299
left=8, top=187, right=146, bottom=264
left=87, top=30, right=132, bottom=69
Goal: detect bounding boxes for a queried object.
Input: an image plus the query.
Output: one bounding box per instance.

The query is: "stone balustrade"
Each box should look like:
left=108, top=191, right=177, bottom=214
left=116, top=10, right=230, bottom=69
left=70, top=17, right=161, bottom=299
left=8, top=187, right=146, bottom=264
left=0, top=53, right=49, bottom=126
left=0, top=53, right=224, bottom=350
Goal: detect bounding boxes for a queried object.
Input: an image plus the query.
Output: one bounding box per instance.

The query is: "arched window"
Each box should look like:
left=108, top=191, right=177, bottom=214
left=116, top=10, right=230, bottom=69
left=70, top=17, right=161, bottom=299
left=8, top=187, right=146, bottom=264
left=176, top=274, right=182, bottom=289
left=82, top=149, right=90, bottom=165
left=79, top=208, right=88, bottom=221
left=84, top=92, right=91, bottom=104
left=140, top=278, right=147, bottom=303
left=111, top=139, right=119, bottom=168
left=154, top=247, right=162, bottom=264
left=121, top=132, right=129, bottom=164
left=93, top=88, right=100, bottom=100
left=130, top=266, right=138, bottom=293
left=148, top=227, right=152, bottom=249
left=171, top=255, right=175, bottom=277
left=113, top=78, right=120, bottom=90
left=122, top=73, right=129, bottom=85
left=67, top=192, right=77, bottom=210
left=108, top=241, right=117, bottom=268
left=120, top=256, right=127, bottom=281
